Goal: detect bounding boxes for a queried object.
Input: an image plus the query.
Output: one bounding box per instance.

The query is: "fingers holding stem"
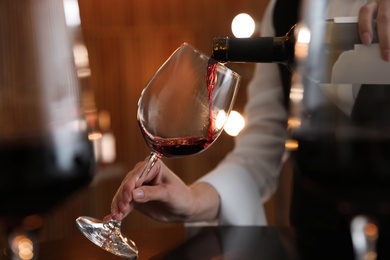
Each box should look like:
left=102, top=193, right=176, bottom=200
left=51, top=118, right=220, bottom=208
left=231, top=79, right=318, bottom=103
left=107, top=153, right=160, bottom=222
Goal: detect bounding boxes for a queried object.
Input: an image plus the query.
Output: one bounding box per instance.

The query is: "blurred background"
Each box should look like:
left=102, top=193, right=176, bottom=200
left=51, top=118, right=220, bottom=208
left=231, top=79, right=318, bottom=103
left=39, top=0, right=292, bottom=242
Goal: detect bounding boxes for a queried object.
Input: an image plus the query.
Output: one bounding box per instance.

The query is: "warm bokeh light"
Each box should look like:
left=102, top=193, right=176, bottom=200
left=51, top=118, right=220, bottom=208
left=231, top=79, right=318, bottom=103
left=101, top=133, right=116, bottom=163
left=290, top=82, right=304, bottom=102
left=285, top=139, right=299, bottom=151
left=216, top=110, right=227, bottom=130
left=73, top=44, right=89, bottom=68
left=288, top=117, right=301, bottom=130
left=88, top=131, right=102, bottom=141
left=73, top=44, right=91, bottom=78
left=224, top=110, right=245, bottom=136
left=63, top=0, right=81, bottom=27
left=295, top=26, right=311, bottom=59
left=231, top=13, right=256, bottom=38
left=99, top=110, right=116, bottom=163
left=297, top=26, right=311, bottom=43
left=364, top=223, right=378, bottom=239
left=11, top=235, right=34, bottom=260
left=351, top=216, right=378, bottom=260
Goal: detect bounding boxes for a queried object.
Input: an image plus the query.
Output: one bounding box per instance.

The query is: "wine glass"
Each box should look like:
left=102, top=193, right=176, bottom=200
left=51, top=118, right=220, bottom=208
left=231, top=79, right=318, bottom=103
left=0, top=0, right=95, bottom=259
left=76, top=42, right=241, bottom=258
left=290, top=1, right=389, bottom=259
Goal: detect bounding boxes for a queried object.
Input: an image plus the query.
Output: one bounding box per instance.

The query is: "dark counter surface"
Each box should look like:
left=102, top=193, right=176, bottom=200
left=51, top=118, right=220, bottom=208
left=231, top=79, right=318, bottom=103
left=9, top=224, right=390, bottom=259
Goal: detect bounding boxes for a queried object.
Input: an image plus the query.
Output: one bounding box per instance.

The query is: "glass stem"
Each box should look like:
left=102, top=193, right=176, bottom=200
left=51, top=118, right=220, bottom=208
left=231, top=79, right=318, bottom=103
left=137, top=152, right=160, bottom=185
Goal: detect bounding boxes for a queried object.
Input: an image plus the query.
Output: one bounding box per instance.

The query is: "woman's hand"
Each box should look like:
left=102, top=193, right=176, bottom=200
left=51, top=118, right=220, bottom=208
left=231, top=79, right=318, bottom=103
left=103, top=157, right=220, bottom=224
left=359, top=0, right=390, bottom=61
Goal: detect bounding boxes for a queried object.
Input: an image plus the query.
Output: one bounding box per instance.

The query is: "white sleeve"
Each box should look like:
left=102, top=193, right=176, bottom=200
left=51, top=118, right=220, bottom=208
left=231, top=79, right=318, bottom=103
left=197, top=0, right=288, bottom=226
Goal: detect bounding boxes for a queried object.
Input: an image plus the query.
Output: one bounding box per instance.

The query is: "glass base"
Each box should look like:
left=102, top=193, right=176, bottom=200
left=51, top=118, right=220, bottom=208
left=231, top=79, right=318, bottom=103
left=76, top=216, right=138, bottom=259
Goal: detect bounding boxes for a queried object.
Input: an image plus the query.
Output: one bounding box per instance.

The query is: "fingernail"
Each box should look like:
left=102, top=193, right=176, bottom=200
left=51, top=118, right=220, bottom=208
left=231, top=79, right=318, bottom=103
left=382, top=49, right=390, bottom=61
left=362, top=32, right=372, bottom=45
left=133, top=189, right=144, bottom=199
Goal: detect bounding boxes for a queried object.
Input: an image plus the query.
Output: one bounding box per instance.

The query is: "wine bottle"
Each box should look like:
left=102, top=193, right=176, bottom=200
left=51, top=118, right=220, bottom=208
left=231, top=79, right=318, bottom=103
left=212, top=24, right=295, bottom=66
left=211, top=19, right=379, bottom=67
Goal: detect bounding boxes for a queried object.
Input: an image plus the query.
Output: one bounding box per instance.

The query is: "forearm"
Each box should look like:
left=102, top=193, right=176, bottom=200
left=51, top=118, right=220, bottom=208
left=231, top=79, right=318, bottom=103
left=186, top=182, right=221, bottom=222
left=197, top=163, right=268, bottom=226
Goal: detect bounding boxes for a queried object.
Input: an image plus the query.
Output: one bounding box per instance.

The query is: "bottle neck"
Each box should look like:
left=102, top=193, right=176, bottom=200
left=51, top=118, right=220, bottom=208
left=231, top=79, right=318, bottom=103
left=211, top=35, right=292, bottom=64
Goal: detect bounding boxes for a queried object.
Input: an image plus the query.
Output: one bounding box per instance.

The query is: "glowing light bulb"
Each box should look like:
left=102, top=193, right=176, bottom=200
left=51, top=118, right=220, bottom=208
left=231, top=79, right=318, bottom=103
left=231, top=13, right=256, bottom=38
left=216, top=110, right=227, bottom=130
left=224, top=111, right=245, bottom=136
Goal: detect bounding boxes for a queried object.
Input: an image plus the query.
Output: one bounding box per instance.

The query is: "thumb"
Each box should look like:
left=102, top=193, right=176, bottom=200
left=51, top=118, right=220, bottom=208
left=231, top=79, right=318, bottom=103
left=132, top=185, right=167, bottom=203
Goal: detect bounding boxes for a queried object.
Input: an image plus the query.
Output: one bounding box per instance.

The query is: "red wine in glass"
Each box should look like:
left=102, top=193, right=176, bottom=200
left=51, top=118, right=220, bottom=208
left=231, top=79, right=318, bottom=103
left=140, top=133, right=215, bottom=158
left=139, top=58, right=220, bottom=159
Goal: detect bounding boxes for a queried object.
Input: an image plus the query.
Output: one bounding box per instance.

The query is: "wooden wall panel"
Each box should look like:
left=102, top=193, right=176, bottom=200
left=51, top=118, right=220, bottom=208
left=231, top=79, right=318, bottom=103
left=78, top=0, right=269, bottom=178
